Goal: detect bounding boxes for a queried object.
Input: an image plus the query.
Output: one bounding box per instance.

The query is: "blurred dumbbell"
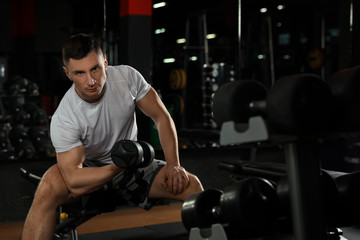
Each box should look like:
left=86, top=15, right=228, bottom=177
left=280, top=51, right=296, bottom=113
left=11, top=107, right=31, bottom=125
left=212, top=74, right=334, bottom=134
left=9, top=125, right=36, bottom=159
left=327, top=66, right=360, bottom=132
left=28, top=126, right=55, bottom=157
left=317, top=170, right=360, bottom=227
left=111, top=140, right=154, bottom=169
left=2, top=96, right=31, bottom=125
left=24, top=102, right=48, bottom=125
left=0, top=122, right=16, bottom=161
left=181, top=177, right=278, bottom=238
left=26, top=82, right=40, bottom=96
left=4, top=76, right=40, bottom=96
left=276, top=169, right=360, bottom=229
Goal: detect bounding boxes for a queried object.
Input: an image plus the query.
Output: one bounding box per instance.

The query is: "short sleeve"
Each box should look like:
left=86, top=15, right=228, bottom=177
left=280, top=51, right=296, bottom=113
left=125, top=65, right=151, bottom=102
left=50, top=114, right=82, bottom=153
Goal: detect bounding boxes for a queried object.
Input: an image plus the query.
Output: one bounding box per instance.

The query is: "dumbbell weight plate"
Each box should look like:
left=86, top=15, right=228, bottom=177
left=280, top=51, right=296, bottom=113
left=212, top=80, right=268, bottom=126
left=220, top=178, right=277, bottom=237
left=137, top=141, right=155, bottom=168
left=111, top=140, right=143, bottom=168
left=169, top=68, right=187, bottom=90
left=266, top=74, right=334, bottom=134
left=327, top=66, right=360, bottom=131
left=181, top=189, right=223, bottom=231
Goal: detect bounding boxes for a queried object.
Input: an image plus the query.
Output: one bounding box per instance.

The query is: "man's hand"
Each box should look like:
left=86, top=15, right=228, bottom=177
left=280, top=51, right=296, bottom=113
left=161, top=165, right=190, bottom=195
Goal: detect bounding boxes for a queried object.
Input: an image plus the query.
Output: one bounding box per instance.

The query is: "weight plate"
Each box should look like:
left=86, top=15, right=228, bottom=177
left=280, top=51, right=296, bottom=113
left=327, top=66, right=360, bottom=132
left=212, top=80, right=267, bottom=126
left=111, top=140, right=143, bottom=168
left=137, top=141, right=155, bottom=168
left=220, top=178, right=278, bottom=237
left=181, top=189, right=223, bottom=231
left=169, top=68, right=187, bottom=90
left=266, top=74, right=334, bottom=134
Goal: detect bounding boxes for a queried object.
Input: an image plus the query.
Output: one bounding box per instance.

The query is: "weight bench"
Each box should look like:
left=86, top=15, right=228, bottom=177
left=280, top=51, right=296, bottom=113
left=20, top=161, right=164, bottom=240
left=20, top=167, right=124, bottom=240
left=20, top=140, right=166, bottom=240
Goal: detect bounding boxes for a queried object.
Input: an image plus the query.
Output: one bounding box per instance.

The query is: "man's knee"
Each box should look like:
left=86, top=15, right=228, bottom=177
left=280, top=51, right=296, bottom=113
left=188, top=174, right=204, bottom=193
left=181, top=173, right=203, bottom=201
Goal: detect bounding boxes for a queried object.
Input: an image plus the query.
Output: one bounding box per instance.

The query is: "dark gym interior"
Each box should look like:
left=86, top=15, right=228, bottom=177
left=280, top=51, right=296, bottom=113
left=1, top=0, right=360, bottom=239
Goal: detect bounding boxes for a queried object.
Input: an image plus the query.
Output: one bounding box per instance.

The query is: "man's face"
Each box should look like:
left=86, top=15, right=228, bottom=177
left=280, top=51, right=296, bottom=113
left=63, top=51, right=108, bottom=103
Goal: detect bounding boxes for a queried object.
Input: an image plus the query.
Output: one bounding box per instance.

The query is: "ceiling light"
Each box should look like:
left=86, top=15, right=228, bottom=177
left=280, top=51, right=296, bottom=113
left=190, top=56, right=198, bottom=61
left=176, top=38, right=186, bottom=44
left=206, top=33, right=216, bottom=39
left=155, top=28, right=166, bottom=34
left=163, top=58, right=175, bottom=63
left=153, top=2, right=167, bottom=9
left=260, top=8, right=267, bottom=13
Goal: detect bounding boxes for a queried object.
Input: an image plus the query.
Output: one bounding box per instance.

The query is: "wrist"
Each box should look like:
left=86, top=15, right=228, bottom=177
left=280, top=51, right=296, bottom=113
left=109, top=163, right=123, bottom=173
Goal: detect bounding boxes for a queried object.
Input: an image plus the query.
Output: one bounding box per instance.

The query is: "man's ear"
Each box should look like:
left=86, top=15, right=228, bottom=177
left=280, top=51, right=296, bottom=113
left=63, top=66, right=71, bottom=80
left=104, top=55, right=108, bottom=69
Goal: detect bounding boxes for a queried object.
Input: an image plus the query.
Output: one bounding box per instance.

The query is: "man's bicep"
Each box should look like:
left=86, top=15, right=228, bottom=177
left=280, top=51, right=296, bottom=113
left=57, top=145, right=86, bottom=182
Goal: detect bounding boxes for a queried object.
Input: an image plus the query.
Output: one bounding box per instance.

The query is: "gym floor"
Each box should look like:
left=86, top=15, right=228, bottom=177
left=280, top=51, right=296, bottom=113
left=0, top=203, right=188, bottom=240
left=2, top=190, right=360, bottom=240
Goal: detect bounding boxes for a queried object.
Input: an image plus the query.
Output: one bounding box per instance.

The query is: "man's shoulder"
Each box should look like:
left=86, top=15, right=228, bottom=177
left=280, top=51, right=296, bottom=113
left=53, top=86, right=78, bottom=116
left=108, top=65, right=140, bottom=76
left=108, top=65, right=130, bottom=73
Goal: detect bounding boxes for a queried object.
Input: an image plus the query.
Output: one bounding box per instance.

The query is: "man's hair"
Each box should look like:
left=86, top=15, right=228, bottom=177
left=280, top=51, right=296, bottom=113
left=62, top=33, right=103, bottom=66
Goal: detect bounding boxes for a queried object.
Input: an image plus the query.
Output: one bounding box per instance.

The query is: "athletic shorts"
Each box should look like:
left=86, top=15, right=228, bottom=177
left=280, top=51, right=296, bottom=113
left=84, top=159, right=166, bottom=210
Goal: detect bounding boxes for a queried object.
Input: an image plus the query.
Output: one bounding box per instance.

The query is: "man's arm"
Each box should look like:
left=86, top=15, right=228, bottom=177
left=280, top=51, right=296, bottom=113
left=136, top=87, right=189, bottom=194
left=56, top=145, right=122, bottom=198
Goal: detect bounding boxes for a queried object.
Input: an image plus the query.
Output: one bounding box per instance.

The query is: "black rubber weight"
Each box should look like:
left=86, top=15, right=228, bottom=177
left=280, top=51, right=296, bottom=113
left=212, top=80, right=268, bottom=126
left=327, top=66, right=360, bottom=131
left=111, top=140, right=143, bottom=168
left=266, top=74, right=334, bottom=134
left=181, top=189, right=223, bottom=231
left=137, top=141, right=155, bottom=168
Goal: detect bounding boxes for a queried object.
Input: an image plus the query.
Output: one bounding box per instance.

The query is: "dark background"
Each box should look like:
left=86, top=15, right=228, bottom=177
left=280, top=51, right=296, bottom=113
left=1, top=0, right=358, bottom=130
left=1, top=0, right=360, bottom=224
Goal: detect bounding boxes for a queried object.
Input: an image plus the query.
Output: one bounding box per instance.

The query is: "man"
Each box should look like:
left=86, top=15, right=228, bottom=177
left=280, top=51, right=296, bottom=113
left=21, top=33, right=203, bottom=240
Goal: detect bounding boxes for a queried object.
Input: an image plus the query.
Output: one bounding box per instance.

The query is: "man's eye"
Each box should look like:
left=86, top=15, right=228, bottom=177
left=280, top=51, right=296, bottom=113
left=75, top=72, right=84, bottom=76
left=92, top=66, right=100, bottom=72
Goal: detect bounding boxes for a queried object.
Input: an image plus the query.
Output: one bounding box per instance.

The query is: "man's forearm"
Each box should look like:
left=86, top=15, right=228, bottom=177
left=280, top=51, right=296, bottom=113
left=156, top=116, right=180, bottom=166
left=61, top=163, right=122, bottom=197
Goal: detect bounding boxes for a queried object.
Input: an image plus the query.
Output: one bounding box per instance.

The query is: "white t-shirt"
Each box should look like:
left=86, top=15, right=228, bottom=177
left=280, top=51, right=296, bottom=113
left=50, top=65, right=151, bottom=164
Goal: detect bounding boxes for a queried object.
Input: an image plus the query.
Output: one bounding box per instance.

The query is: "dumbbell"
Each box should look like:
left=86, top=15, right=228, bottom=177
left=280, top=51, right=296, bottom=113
left=3, top=96, right=31, bottom=125
left=9, top=125, right=36, bottom=159
left=111, top=140, right=155, bottom=169
left=24, top=102, right=48, bottom=125
left=28, top=126, right=55, bottom=157
left=212, top=74, right=334, bottom=134
left=317, top=170, right=360, bottom=227
left=327, top=66, right=360, bottom=132
left=4, top=76, right=39, bottom=96
left=181, top=177, right=278, bottom=238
